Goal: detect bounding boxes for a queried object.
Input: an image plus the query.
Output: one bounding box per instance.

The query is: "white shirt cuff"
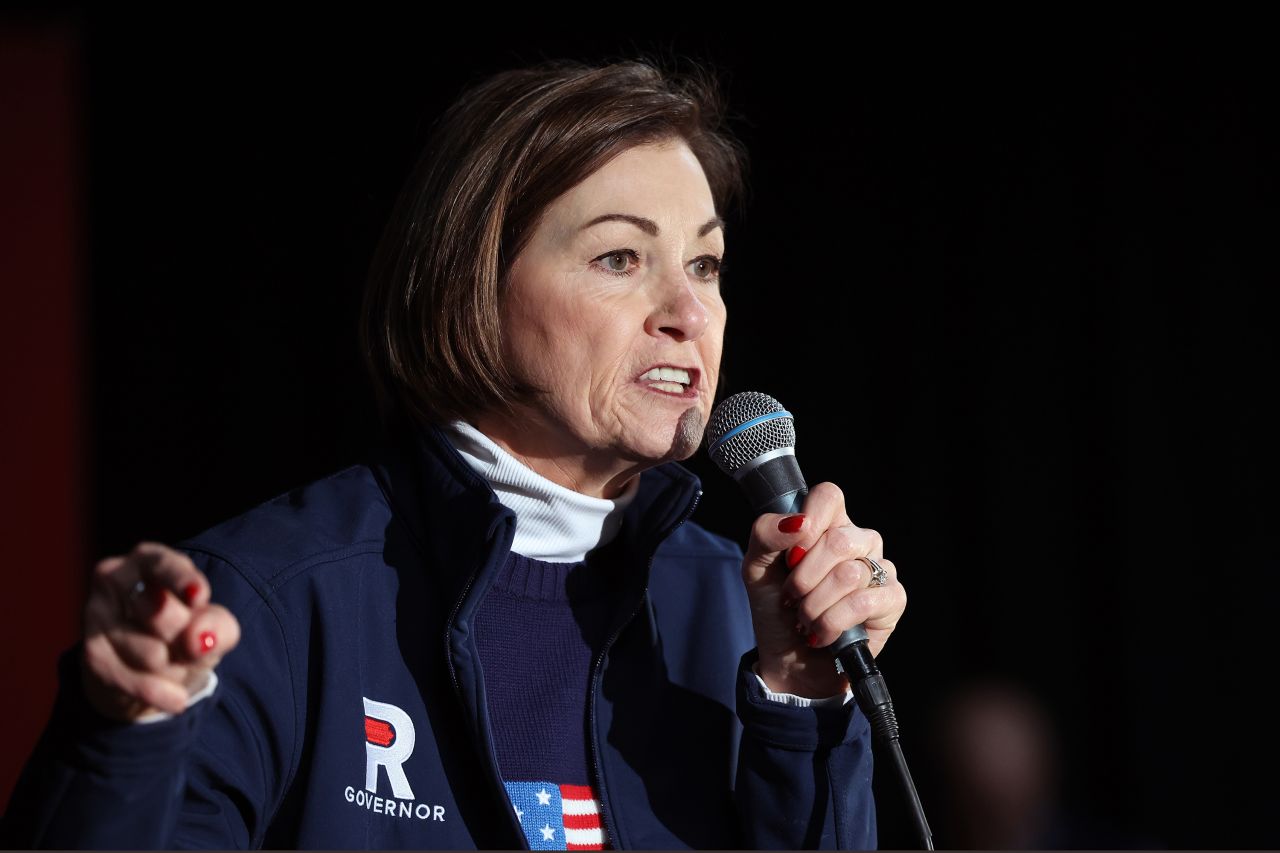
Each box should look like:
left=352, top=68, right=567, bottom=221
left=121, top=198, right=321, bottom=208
left=752, top=662, right=853, bottom=708
left=133, top=670, right=220, bottom=724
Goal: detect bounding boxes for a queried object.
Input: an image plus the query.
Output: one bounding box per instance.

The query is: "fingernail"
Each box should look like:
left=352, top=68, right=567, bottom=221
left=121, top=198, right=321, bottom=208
left=183, top=582, right=200, bottom=606
left=786, top=545, right=807, bottom=570
left=199, top=631, right=217, bottom=654
left=778, top=514, right=805, bottom=533
left=807, top=632, right=820, bottom=648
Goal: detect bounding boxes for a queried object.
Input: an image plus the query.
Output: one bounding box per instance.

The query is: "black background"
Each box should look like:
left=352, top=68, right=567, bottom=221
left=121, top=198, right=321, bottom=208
left=71, top=14, right=1278, bottom=848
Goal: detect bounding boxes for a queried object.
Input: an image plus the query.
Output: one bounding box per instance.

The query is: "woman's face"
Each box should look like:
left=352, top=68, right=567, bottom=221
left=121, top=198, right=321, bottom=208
left=496, top=139, right=727, bottom=489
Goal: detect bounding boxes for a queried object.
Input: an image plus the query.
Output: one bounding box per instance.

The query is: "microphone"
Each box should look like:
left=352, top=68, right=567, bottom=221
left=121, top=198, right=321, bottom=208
left=704, top=391, right=870, bottom=651
left=706, top=391, right=933, bottom=850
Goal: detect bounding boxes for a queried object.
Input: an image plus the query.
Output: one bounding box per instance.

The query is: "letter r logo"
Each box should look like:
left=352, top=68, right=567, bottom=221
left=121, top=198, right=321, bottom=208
left=362, top=697, right=416, bottom=800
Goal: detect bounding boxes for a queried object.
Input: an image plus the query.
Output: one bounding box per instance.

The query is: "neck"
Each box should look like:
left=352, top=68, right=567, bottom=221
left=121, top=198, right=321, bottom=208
left=471, top=412, right=647, bottom=500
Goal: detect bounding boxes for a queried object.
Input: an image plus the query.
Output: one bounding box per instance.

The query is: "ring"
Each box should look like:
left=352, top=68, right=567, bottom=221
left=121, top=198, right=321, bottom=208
left=129, top=579, right=147, bottom=600
left=860, top=557, right=888, bottom=587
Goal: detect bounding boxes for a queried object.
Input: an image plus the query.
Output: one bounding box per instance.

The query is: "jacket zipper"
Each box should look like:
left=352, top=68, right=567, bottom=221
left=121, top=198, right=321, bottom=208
left=444, top=518, right=532, bottom=850
left=588, top=488, right=702, bottom=849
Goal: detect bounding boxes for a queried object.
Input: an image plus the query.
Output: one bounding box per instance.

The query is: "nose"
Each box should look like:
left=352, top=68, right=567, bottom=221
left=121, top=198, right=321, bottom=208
left=645, top=266, right=711, bottom=342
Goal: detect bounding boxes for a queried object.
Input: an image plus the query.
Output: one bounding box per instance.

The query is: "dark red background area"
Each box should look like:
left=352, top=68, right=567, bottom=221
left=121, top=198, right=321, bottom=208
left=0, top=18, right=84, bottom=814
left=2, top=12, right=1277, bottom=848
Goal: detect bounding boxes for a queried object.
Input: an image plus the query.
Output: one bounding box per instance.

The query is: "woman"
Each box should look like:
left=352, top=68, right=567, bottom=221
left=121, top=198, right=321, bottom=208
left=3, top=57, right=906, bottom=849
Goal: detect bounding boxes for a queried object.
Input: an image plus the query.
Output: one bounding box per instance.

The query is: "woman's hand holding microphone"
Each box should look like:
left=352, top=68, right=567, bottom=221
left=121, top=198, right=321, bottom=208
left=741, top=482, right=907, bottom=699
left=81, top=542, right=241, bottom=722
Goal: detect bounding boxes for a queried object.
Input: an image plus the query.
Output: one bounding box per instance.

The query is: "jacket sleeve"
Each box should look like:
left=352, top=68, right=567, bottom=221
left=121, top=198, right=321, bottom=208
left=0, top=550, right=298, bottom=849
left=733, top=647, right=877, bottom=850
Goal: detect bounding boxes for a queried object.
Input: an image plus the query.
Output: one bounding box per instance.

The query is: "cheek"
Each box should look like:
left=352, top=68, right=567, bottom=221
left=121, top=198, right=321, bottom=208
left=504, top=287, right=570, bottom=367
left=507, top=299, right=605, bottom=394
left=703, top=307, right=727, bottom=368
left=553, top=297, right=636, bottom=376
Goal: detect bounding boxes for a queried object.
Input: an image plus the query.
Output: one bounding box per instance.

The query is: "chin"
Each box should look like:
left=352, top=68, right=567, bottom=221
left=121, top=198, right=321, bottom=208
left=661, top=407, right=708, bottom=461
left=613, top=404, right=709, bottom=465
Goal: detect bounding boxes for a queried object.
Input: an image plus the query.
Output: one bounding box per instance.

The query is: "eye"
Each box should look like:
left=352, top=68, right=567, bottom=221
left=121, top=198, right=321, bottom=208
left=689, top=255, right=724, bottom=283
left=595, top=249, right=640, bottom=278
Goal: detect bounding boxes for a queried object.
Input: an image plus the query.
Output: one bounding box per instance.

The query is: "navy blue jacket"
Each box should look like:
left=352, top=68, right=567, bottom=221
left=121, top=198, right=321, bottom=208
left=3, top=422, right=876, bottom=849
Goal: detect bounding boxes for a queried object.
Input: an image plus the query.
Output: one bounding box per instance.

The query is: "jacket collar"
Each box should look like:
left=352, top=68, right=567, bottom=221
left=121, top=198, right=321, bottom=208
left=367, top=418, right=705, bottom=610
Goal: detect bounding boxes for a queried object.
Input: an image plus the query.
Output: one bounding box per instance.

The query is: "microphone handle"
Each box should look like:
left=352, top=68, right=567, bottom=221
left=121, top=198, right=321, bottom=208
left=761, top=486, right=869, bottom=649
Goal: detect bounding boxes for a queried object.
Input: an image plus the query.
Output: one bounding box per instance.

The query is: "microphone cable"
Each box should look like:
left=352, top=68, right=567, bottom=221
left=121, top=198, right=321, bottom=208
left=834, top=633, right=933, bottom=851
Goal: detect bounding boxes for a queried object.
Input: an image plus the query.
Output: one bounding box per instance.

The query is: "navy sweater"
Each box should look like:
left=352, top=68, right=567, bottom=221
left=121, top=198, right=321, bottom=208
left=475, top=551, right=616, bottom=849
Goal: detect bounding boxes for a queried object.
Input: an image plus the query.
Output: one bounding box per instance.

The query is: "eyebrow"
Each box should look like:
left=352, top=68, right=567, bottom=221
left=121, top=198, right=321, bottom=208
left=579, top=213, right=726, bottom=239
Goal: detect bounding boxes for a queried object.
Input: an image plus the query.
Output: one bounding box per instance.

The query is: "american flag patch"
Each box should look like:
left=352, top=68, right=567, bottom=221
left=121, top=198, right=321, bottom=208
left=504, top=781, right=608, bottom=850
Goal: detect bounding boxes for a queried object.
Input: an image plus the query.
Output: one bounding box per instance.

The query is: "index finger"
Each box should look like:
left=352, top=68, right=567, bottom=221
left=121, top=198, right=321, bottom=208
left=742, top=482, right=853, bottom=566
left=129, top=542, right=209, bottom=608
left=103, top=543, right=207, bottom=639
left=792, top=483, right=853, bottom=545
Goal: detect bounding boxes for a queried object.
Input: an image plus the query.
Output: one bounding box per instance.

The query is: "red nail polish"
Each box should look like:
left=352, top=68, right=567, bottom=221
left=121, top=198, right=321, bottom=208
left=199, top=631, right=217, bottom=654
left=786, top=545, right=807, bottom=570
left=807, top=632, right=820, bottom=648
left=183, top=582, right=200, bottom=606
left=778, top=514, right=805, bottom=533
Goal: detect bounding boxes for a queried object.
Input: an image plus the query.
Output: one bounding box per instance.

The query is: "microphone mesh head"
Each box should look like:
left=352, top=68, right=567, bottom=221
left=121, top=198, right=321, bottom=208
left=705, top=391, right=795, bottom=474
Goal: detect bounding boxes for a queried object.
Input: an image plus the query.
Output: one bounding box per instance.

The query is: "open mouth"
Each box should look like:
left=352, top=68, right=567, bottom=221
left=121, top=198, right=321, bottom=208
left=638, top=366, right=698, bottom=396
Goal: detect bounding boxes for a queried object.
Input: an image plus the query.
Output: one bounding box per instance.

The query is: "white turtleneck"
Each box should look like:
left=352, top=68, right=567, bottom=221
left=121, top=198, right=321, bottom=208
left=441, top=419, right=852, bottom=709
left=441, top=419, right=639, bottom=562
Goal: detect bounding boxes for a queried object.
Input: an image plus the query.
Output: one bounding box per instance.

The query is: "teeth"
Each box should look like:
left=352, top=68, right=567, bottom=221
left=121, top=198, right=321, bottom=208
left=640, top=367, right=691, bottom=385
left=648, top=382, right=685, bottom=394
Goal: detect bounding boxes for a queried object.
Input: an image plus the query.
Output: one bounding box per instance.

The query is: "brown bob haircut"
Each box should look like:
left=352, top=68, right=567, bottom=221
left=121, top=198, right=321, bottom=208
left=359, top=55, right=750, bottom=436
